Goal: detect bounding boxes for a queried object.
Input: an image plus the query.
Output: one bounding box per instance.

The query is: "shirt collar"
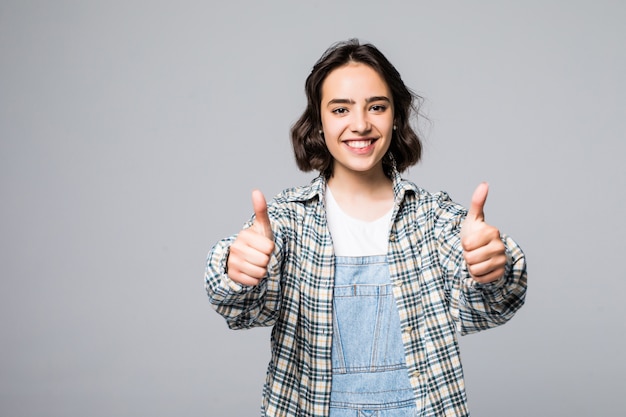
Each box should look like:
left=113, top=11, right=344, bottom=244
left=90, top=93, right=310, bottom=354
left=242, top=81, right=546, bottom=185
left=285, top=168, right=420, bottom=204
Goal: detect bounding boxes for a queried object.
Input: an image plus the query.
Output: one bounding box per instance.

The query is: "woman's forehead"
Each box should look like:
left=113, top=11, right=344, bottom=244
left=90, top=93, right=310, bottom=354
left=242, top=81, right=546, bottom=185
left=321, top=63, right=390, bottom=101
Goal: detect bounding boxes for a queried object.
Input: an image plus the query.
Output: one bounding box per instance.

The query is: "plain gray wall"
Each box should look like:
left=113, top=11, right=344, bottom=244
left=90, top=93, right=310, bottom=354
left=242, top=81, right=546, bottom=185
left=1, top=1, right=625, bottom=416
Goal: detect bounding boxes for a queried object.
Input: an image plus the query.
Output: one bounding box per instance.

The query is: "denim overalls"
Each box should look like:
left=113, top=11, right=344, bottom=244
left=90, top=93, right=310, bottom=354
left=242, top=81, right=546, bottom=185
left=329, top=255, right=418, bottom=417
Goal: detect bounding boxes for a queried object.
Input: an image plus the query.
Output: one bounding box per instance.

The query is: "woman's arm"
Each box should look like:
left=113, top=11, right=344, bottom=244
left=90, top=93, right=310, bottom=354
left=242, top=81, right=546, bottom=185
left=204, top=191, right=283, bottom=330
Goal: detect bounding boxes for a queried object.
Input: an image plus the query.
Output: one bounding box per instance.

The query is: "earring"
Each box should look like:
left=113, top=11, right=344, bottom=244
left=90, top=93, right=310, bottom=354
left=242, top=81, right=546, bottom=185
left=393, top=125, right=397, bottom=131
left=318, top=129, right=324, bottom=136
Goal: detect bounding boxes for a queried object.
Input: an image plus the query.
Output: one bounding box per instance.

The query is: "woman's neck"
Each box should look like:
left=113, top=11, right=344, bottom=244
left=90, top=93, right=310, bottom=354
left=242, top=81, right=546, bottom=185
left=327, top=167, right=394, bottom=222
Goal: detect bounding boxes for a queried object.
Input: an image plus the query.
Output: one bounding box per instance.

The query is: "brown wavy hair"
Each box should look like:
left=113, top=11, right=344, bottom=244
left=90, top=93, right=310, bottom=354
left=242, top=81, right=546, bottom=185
left=290, top=39, right=423, bottom=178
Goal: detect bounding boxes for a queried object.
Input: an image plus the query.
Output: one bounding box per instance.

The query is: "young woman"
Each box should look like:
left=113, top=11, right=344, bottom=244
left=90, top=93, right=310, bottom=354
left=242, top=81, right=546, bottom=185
left=205, top=39, right=527, bottom=417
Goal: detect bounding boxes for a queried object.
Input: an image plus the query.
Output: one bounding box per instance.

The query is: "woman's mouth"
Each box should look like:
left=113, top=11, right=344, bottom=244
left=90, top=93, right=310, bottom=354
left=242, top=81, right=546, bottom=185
left=344, top=139, right=377, bottom=149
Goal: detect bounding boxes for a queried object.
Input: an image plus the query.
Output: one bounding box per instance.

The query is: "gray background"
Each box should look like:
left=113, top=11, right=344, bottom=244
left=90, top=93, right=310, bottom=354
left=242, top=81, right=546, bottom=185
left=1, top=1, right=624, bottom=416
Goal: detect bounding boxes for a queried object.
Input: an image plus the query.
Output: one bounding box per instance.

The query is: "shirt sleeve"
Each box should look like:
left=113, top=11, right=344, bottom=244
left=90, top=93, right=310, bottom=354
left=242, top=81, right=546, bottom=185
left=204, top=220, right=283, bottom=330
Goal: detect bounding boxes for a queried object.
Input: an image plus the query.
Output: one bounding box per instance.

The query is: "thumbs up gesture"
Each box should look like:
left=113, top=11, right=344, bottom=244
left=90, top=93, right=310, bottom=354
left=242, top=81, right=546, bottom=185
left=461, top=183, right=507, bottom=284
left=226, top=190, right=275, bottom=286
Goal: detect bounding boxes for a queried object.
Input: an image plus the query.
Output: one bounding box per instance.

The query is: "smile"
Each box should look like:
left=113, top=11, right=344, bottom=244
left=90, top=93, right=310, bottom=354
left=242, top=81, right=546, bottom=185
left=344, top=139, right=377, bottom=149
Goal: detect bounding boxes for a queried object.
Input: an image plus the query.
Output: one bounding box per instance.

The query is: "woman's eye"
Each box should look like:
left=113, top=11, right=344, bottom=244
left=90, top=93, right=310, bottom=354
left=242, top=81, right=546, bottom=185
left=332, top=108, right=348, bottom=114
left=370, top=104, right=387, bottom=112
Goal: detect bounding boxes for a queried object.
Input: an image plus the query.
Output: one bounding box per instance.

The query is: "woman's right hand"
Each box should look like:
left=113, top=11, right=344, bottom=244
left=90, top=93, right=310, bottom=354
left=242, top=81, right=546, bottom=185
left=226, top=190, right=275, bottom=286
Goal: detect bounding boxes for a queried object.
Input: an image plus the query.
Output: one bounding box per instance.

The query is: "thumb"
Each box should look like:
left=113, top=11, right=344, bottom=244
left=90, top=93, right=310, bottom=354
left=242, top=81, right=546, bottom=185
left=251, top=189, right=273, bottom=239
left=467, top=182, right=489, bottom=222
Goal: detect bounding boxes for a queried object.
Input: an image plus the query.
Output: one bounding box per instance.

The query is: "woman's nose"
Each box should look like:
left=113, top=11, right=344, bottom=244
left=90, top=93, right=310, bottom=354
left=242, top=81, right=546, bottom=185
left=350, top=110, right=371, bottom=133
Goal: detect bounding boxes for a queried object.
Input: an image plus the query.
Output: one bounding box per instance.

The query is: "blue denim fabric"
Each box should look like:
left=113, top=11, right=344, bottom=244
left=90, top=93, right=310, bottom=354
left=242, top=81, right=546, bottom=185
left=330, top=256, right=417, bottom=417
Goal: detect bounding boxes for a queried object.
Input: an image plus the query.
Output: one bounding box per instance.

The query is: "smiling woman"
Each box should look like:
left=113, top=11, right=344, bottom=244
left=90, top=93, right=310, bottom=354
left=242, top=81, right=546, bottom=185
left=320, top=63, right=396, bottom=223
left=320, top=63, right=394, bottom=188
left=204, top=38, right=527, bottom=417
left=291, top=39, right=422, bottom=180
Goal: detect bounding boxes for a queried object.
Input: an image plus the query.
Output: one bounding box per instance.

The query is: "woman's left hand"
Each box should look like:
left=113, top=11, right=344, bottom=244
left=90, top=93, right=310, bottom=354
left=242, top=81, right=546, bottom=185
left=461, top=183, right=507, bottom=284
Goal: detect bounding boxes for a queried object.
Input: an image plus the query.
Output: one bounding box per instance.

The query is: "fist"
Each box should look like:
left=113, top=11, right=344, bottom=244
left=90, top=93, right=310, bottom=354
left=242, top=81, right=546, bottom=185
left=227, top=190, right=275, bottom=286
left=461, top=183, right=507, bottom=284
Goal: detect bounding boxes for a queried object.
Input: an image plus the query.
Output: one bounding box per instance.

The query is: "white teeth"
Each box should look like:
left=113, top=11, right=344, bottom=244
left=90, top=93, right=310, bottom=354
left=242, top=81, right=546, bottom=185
left=346, top=140, right=373, bottom=149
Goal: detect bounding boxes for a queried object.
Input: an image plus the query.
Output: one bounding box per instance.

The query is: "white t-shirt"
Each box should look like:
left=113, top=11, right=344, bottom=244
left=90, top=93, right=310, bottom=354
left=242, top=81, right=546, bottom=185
left=325, top=186, right=393, bottom=257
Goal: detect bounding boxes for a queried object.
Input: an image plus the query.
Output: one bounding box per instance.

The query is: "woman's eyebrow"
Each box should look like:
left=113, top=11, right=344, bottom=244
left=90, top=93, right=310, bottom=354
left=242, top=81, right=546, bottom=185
left=366, top=96, right=391, bottom=104
left=326, top=98, right=354, bottom=107
left=326, top=96, right=390, bottom=107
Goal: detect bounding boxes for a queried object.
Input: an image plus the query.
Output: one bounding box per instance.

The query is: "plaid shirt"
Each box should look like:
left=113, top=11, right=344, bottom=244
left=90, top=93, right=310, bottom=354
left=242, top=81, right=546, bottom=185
left=205, top=170, right=527, bottom=417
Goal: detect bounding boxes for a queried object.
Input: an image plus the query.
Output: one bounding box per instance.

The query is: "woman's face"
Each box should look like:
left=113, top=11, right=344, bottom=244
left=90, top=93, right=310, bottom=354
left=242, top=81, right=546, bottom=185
left=320, top=62, right=394, bottom=179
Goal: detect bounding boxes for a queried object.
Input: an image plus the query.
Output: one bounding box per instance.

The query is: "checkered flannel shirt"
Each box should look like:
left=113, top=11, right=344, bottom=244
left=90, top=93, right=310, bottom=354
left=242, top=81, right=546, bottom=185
left=205, top=169, right=527, bottom=417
